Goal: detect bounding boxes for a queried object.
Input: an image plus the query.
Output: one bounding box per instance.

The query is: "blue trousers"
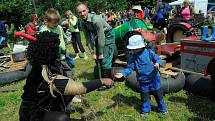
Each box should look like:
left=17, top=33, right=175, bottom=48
left=139, top=75, right=166, bottom=113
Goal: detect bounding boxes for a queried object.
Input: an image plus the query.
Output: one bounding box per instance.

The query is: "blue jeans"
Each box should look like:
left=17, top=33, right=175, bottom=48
left=139, top=75, right=166, bottom=113
left=0, top=36, right=6, bottom=46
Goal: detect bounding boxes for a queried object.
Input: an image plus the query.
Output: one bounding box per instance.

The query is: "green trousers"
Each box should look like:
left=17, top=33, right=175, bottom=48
left=102, top=29, right=116, bottom=69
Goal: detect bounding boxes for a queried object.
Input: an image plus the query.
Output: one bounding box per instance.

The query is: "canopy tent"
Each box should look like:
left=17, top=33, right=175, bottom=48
left=169, top=0, right=195, bottom=6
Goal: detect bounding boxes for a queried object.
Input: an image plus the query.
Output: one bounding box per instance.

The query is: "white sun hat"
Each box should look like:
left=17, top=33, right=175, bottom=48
left=132, top=5, right=143, bottom=11
left=127, top=35, right=146, bottom=49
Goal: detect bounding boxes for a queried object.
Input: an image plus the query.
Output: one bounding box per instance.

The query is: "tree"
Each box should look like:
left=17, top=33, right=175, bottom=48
left=106, top=0, right=130, bottom=11
left=0, top=0, right=31, bottom=29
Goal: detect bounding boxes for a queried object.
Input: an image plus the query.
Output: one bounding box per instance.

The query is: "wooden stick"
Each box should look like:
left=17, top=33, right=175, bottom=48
left=0, top=88, right=18, bottom=93
left=169, top=67, right=211, bottom=79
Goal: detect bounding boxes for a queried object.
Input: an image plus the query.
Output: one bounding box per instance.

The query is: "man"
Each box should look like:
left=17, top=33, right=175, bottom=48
left=76, top=3, right=116, bottom=82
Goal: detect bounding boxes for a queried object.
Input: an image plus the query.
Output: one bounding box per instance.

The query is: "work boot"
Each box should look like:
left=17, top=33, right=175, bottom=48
left=205, top=26, right=215, bottom=41
left=65, top=105, right=76, bottom=112
left=201, top=26, right=208, bottom=41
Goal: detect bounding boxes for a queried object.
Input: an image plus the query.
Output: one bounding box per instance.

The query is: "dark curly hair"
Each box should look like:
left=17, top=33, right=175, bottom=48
left=26, top=31, right=60, bottom=66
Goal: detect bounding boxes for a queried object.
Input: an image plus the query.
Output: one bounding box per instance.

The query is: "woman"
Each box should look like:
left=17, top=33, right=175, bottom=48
left=181, top=0, right=193, bottom=24
left=66, top=10, right=88, bottom=60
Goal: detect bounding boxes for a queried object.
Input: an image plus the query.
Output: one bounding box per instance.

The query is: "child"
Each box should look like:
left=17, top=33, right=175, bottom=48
left=40, top=9, right=66, bottom=60
left=115, top=34, right=167, bottom=117
left=40, top=8, right=73, bottom=77
left=40, top=8, right=80, bottom=104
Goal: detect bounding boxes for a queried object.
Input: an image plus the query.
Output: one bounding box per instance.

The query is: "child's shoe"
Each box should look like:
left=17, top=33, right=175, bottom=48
left=140, top=112, right=149, bottom=118
left=159, top=111, right=168, bottom=117
left=161, top=111, right=168, bottom=115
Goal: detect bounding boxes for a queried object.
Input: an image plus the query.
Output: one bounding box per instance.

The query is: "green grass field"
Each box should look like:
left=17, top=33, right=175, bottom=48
left=0, top=33, right=215, bottom=121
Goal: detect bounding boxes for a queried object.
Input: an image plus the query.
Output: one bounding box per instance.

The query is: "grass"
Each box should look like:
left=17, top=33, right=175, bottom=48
left=0, top=33, right=215, bottom=121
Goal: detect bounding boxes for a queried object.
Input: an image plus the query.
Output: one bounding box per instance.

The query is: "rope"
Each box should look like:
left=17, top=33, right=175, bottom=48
left=41, top=65, right=59, bottom=98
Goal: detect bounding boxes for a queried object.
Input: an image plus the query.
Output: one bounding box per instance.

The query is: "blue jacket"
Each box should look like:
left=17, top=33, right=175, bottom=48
left=122, top=49, right=162, bottom=82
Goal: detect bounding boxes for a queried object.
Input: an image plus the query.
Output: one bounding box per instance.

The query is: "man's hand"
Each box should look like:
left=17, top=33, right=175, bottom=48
left=93, top=54, right=97, bottom=60
left=93, top=54, right=104, bottom=60
left=154, top=63, right=160, bottom=69
left=114, top=73, right=123, bottom=79
left=101, top=78, right=114, bottom=88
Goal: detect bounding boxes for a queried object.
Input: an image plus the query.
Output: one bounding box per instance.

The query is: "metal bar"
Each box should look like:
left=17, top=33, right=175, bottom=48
left=96, top=59, right=102, bottom=79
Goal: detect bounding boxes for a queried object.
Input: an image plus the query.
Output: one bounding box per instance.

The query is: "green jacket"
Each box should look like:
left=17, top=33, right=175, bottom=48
left=40, top=25, right=66, bottom=60
left=68, top=16, right=79, bottom=32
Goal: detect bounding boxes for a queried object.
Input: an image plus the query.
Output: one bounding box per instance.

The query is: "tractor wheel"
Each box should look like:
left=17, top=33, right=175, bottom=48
left=208, top=58, right=215, bottom=85
left=167, top=24, right=191, bottom=43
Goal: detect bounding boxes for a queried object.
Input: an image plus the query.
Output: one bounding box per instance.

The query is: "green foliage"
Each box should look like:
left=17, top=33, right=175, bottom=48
left=0, top=0, right=130, bottom=24
left=0, top=0, right=166, bottom=26
left=106, top=0, right=130, bottom=12
left=0, top=0, right=29, bottom=22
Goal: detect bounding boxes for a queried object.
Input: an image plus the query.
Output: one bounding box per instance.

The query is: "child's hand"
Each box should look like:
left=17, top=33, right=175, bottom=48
left=154, top=63, right=160, bottom=69
left=114, top=73, right=123, bottom=78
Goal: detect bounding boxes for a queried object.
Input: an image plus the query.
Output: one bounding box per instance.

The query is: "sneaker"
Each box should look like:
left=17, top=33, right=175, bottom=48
left=161, top=111, right=168, bottom=115
left=83, top=53, right=88, bottom=60
left=159, top=111, right=168, bottom=117
left=65, top=105, right=76, bottom=112
left=74, top=55, right=80, bottom=60
left=72, top=96, right=82, bottom=103
left=140, top=112, right=149, bottom=118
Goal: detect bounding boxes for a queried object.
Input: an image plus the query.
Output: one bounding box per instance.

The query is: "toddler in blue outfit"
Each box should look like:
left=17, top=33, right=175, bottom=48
left=115, top=34, right=167, bottom=117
